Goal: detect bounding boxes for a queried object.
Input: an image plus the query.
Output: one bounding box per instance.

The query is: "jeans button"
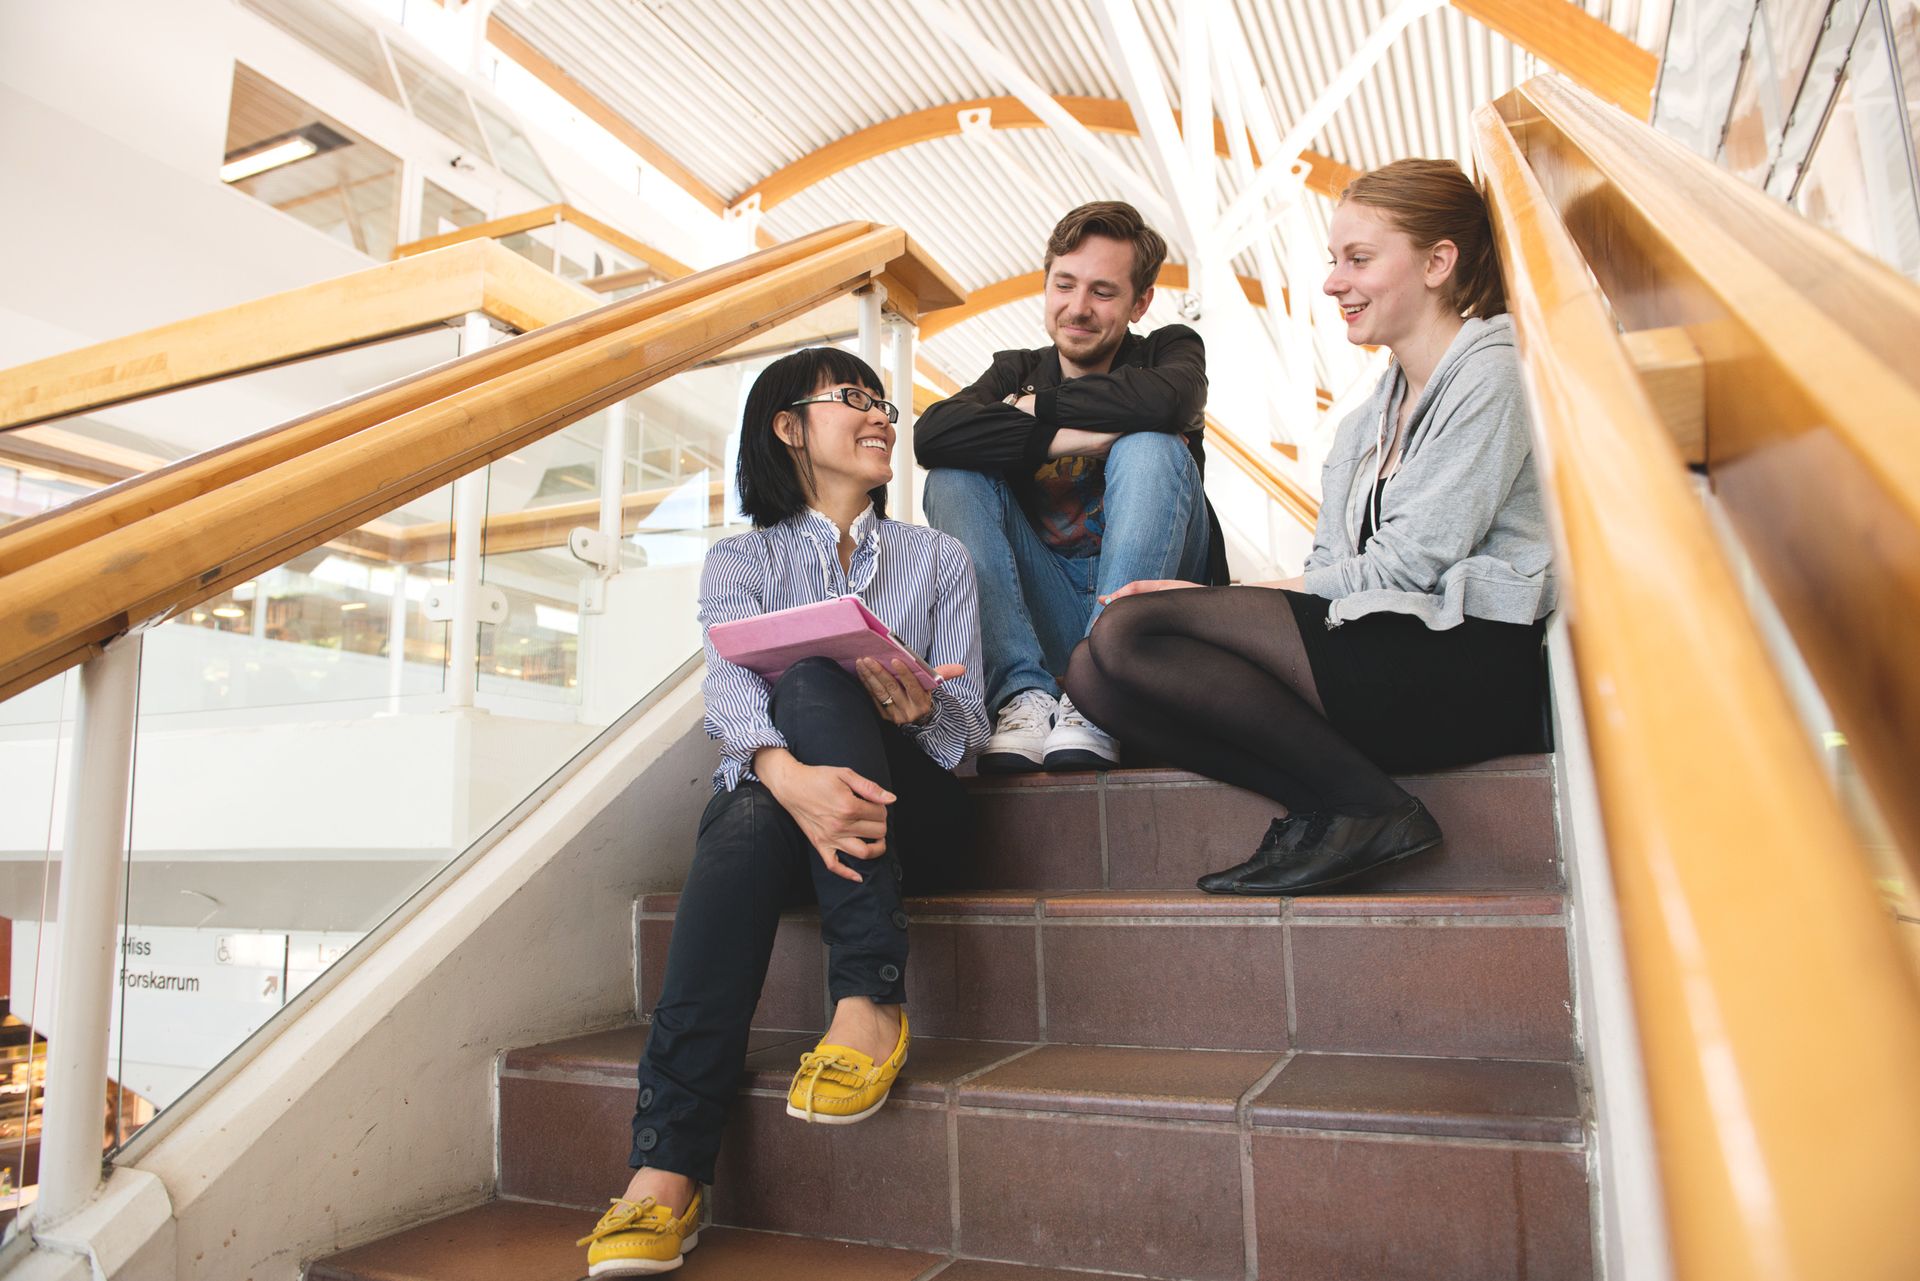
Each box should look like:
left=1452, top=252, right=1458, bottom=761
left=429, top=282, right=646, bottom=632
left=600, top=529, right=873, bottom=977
left=637, top=1087, right=654, bottom=1109
left=879, top=964, right=901, bottom=983
left=636, top=1127, right=658, bottom=1152
left=891, top=909, right=909, bottom=930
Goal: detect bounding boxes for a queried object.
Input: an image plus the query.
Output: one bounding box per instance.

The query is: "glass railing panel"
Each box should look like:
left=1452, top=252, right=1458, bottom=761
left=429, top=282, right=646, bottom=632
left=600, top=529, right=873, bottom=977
left=103, top=351, right=765, bottom=1146
left=0, top=668, right=79, bottom=1215
left=2, top=329, right=465, bottom=508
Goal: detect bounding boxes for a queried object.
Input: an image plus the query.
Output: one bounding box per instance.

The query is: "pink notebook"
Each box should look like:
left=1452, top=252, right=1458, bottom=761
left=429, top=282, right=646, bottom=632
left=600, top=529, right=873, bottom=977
left=708, top=596, right=942, bottom=691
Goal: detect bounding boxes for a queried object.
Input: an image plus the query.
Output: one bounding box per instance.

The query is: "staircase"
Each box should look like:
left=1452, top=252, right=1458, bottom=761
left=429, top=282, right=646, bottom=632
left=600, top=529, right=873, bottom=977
left=310, top=756, right=1593, bottom=1281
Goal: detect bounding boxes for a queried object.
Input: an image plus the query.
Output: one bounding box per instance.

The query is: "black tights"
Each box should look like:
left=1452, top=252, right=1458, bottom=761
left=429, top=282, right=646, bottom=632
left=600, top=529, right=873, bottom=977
left=1066, top=587, right=1408, bottom=816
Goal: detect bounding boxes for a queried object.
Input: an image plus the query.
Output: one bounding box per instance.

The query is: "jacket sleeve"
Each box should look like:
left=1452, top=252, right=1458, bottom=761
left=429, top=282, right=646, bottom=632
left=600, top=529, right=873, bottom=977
left=1301, top=356, right=1532, bottom=599
left=914, top=350, right=1058, bottom=472
left=1033, top=325, right=1206, bottom=436
left=697, top=537, right=785, bottom=791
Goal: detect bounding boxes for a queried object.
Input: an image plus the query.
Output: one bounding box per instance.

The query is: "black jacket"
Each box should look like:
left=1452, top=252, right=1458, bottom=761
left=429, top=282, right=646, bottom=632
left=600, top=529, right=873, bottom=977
left=914, top=324, right=1230, bottom=584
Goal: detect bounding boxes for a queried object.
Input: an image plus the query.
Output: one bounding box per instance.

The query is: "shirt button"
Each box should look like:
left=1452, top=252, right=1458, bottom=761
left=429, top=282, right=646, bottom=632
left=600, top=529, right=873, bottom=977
left=636, top=1127, right=658, bottom=1152
left=891, top=910, right=910, bottom=930
left=637, top=1087, right=655, bottom=1109
left=879, top=964, right=901, bottom=983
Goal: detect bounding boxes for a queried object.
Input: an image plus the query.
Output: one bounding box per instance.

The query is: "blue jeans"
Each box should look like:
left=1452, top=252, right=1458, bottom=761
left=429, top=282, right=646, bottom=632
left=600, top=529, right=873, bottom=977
left=923, top=432, right=1211, bottom=714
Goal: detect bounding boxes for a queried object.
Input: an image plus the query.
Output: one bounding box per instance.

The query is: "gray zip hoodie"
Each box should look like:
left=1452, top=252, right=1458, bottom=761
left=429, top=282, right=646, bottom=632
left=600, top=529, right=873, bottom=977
left=1301, top=314, right=1555, bottom=629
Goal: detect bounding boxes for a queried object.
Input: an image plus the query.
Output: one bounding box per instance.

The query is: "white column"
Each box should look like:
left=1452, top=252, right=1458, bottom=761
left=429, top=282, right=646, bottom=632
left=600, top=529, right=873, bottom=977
left=856, top=284, right=885, bottom=373
left=35, top=634, right=143, bottom=1227
left=886, top=317, right=918, bottom=523
left=448, top=312, right=495, bottom=710
left=600, top=404, right=627, bottom=551
left=386, top=564, right=409, bottom=713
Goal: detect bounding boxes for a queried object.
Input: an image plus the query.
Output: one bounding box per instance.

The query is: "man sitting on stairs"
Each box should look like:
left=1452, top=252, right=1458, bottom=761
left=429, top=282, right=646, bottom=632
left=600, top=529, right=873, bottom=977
left=917, top=200, right=1227, bottom=773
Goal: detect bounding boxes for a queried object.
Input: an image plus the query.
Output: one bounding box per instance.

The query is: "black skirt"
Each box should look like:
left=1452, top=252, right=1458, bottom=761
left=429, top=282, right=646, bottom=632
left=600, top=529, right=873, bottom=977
left=1286, top=591, right=1550, bottom=773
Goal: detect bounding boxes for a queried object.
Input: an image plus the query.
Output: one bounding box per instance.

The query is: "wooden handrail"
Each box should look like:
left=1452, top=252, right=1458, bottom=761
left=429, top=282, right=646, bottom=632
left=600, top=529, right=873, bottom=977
left=1505, top=75, right=1920, bottom=875
left=0, top=241, right=590, bottom=434
left=0, top=224, right=874, bottom=578
left=1476, top=89, right=1920, bottom=1281
left=1202, top=416, right=1318, bottom=531
left=0, top=227, right=911, bottom=701
left=394, top=202, right=695, bottom=280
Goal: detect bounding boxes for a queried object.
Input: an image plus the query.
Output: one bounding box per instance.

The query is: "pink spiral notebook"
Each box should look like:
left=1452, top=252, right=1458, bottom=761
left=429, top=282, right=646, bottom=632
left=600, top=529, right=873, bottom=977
left=707, top=596, right=942, bottom=690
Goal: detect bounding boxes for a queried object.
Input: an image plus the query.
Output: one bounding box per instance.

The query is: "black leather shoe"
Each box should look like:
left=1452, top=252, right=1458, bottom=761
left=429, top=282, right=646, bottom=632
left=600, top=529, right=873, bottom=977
left=1196, top=798, right=1442, bottom=895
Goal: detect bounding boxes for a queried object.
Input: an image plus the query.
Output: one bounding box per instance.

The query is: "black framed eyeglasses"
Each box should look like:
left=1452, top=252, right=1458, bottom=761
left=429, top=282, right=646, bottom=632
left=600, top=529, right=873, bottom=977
left=788, top=386, right=899, bottom=424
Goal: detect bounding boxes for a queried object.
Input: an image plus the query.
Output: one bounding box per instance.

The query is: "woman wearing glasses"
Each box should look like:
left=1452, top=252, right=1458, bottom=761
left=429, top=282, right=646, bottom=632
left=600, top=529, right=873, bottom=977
left=579, top=347, right=988, bottom=1276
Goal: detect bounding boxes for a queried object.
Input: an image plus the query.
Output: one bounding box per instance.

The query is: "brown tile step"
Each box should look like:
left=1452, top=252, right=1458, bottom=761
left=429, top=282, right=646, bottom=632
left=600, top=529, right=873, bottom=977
left=961, top=755, right=1559, bottom=893
left=494, top=1035, right=1586, bottom=1280
left=306, top=1199, right=946, bottom=1280
left=637, top=889, right=1572, bottom=1056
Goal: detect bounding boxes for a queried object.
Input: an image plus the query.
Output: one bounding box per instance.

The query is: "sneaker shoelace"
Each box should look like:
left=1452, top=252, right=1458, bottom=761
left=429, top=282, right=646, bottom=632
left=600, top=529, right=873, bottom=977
left=1055, top=696, right=1094, bottom=729
left=996, top=692, right=1053, bottom=735
left=791, top=1049, right=871, bottom=1121
left=578, top=1197, right=674, bottom=1246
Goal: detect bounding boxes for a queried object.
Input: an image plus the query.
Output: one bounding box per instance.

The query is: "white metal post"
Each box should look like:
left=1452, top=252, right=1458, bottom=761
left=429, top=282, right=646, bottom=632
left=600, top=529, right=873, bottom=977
left=35, top=634, right=143, bottom=1228
left=600, top=404, right=627, bottom=551
left=448, top=312, right=496, bottom=709
left=886, top=317, right=918, bottom=523
left=387, top=565, right=409, bottom=713
left=856, top=285, right=885, bottom=373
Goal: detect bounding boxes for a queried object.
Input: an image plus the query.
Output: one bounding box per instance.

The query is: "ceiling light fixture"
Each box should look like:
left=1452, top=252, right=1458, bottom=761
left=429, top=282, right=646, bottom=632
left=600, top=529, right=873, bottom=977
left=211, top=606, right=246, bottom=619
left=220, top=123, right=350, bottom=183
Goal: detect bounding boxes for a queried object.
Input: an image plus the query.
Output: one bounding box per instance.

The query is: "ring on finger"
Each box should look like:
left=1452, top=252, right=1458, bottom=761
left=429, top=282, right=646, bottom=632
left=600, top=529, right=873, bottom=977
left=880, top=695, right=894, bottom=706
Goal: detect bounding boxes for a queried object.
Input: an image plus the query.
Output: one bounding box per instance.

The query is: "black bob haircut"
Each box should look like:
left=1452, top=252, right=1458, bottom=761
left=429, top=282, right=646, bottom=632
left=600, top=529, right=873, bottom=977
left=736, top=346, right=890, bottom=528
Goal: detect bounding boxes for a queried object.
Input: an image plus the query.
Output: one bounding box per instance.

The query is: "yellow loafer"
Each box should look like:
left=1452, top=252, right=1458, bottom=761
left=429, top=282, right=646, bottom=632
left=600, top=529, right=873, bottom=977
left=577, top=1192, right=701, bottom=1276
left=785, top=1007, right=910, bottom=1124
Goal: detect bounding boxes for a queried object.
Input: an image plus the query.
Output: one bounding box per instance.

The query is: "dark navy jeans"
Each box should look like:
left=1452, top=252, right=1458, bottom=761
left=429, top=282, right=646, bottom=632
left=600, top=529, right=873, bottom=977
left=630, top=657, right=970, bottom=1182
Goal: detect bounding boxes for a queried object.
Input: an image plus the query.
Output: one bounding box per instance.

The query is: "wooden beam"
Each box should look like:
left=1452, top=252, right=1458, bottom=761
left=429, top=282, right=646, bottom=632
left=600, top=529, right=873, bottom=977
left=0, top=224, right=873, bottom=577
left=0, top=227, right=911, bottom=700
left=1203, top=415, right=1318, bottom=530
left=1622, top=325, right=1705, bottom=465
left=483, top=17, right=729, bottom=216
left=394, top=202, right=694, bottom=280
left=1478, top=87, right=1920, bottom=1281
left=0, top=241, right=502, bottom=433
left=737, top=95, right=1361, bottom=212
left=1451, top=0, right=1658, bottom=119
left=392, top=481, right=727, bottom=562
left=920, top=264, right=1283, bottom=340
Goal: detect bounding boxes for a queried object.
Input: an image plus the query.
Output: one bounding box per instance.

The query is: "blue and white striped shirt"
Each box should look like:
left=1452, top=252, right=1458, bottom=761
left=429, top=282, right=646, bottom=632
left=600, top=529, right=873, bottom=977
left=700, top=505, right=989, bottom=792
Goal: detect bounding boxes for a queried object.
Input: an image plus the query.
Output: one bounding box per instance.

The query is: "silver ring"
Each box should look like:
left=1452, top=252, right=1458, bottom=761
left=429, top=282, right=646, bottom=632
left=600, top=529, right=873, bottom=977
left=879, top=696, right=894, bottom=707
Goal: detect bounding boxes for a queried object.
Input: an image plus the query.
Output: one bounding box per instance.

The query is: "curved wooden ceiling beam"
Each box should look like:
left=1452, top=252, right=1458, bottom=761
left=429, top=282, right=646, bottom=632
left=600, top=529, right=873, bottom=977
left=738, top=96, right=1361, bottom=213
left=919, top=264, right=1284, bottom=340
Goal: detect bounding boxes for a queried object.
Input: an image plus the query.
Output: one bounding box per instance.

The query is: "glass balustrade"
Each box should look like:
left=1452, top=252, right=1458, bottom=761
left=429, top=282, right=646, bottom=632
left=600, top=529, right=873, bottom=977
left=0, top=346, right=784, bottom=1170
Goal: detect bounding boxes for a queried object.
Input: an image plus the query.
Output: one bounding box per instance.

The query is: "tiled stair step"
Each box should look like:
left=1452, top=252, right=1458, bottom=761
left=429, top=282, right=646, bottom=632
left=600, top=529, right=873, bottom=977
left=638, top=890, right=1575, bottom=1058
left=495, top=1033, right=1592, bottom=1281
left=962, top=755, right=1560, bottom=893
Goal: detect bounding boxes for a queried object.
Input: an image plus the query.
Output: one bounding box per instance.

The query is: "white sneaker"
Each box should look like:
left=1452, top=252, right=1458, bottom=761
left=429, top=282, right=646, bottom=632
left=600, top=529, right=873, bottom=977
left=978, top=689, right=1057, bottom=773
left=1044, top=695, right=1120, bottom=770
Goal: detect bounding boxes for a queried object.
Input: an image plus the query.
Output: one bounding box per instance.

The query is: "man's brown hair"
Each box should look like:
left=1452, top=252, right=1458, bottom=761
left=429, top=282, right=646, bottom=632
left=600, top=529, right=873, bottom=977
left=1043, top=201, right=1168, bottom=299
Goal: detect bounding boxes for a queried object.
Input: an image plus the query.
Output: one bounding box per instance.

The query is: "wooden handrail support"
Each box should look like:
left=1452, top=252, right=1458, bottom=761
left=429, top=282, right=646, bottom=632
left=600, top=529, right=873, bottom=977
left=0, top=224, right=876, bottom=578
left=0, top=241, right=590, bottom=435
left=0, top=226, right=919, bottom=701
left=1202, top=417, right=1319, bottom=531
left=394, top=202, right=696, bottom=281
left=1504, top=75, right=1920, bottom=876
left=1476, top=93, right=1920, bottom=1281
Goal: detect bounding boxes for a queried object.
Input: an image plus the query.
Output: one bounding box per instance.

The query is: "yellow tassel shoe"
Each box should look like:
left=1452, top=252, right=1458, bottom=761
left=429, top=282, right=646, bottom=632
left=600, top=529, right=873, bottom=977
left=785, top=1007, right=910, bottom=1124
left=577, top=1192, right=701, bottom=1276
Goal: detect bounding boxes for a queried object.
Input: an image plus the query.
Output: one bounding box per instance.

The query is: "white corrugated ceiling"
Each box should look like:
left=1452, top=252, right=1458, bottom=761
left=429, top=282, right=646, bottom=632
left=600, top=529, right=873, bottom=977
left=493, top=0, right=1662, bottom=392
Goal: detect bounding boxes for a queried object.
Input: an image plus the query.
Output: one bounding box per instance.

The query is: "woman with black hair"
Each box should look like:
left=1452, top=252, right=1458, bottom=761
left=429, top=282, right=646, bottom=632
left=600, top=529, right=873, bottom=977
left=579, top=347, right=988, bottom=1276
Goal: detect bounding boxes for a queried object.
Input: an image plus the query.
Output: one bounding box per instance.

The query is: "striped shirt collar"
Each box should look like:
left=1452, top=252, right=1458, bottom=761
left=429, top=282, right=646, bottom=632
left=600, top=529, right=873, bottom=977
left=790, top=503, right=881, bottom=598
